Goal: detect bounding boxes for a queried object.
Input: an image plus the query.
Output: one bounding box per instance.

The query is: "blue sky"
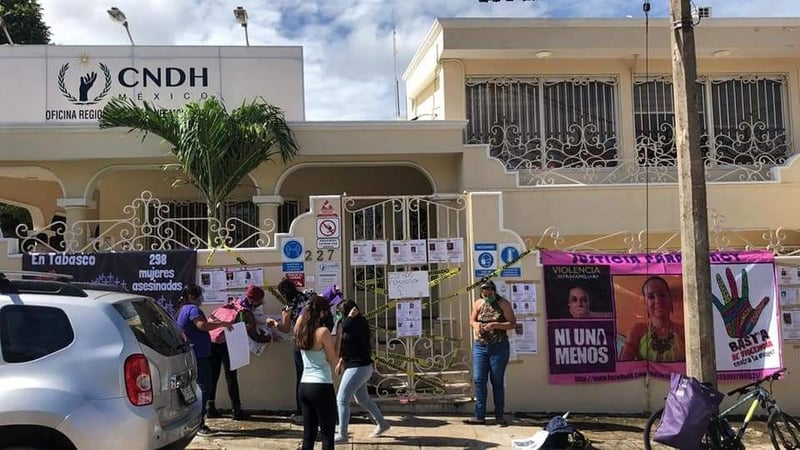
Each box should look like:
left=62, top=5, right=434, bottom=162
left=37, top=0, right=800, bottom=120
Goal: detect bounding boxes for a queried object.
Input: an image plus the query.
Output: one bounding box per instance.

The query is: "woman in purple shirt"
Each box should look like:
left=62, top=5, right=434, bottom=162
left=175, top=284, right=231, bottom=436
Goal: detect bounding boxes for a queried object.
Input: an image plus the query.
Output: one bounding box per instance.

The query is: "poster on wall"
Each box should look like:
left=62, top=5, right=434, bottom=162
left=389, top=239, right=428, bottom=265
left=23, top=250, right=197, bottom=317
left=542, top=250, right=782, bottom=384
left=427, top=238, right=465, bottom=263
left=514, top=319, right=538, bottom=354
left=510, top=283, right=537, bottom=314
left=782, top=311, right=800, bottom=340
left=350, top=240, right=388, bottom=266
left=198, top=267, right=264, bottom=304
left=396, top=299, right=422, bottom=337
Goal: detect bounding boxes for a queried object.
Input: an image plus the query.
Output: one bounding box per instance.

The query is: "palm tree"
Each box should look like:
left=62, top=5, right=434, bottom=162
left=99, top=96, right=299, bottom=247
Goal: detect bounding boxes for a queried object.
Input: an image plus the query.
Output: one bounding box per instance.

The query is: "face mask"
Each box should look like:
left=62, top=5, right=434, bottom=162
left=485, top=294, right=497, bottom=305
left=196, top=295, right=204, bottom=306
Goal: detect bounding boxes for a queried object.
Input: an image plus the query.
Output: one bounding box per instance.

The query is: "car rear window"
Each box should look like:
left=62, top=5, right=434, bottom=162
left=0, top=305, right=74, bottom=363
left=114, top=299, right=188, bottom=357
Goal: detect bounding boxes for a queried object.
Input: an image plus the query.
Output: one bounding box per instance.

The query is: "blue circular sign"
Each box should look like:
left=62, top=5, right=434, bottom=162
left=501, top=246, right=519, bottom=264
left=283, top=240, right=303, bottom=259
left=478, top=252, right=494, bottom=268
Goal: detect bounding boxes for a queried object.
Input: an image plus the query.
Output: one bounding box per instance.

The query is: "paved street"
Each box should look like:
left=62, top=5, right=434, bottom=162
left=188, top=412, right=776, bottom=449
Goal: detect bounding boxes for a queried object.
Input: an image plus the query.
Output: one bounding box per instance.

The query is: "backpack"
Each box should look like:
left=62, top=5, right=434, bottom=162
left=541, top=415, right=592, bottom=449
left=209, top=302, right=244, bottom=344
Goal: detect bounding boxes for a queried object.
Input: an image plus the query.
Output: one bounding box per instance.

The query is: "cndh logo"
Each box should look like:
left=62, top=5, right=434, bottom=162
left=58, top=62, right=113, bottom=105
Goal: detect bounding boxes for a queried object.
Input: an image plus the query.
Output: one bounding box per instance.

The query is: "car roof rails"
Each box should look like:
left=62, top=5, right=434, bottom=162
left=0, top=270, right=74, bottom=282
left=0, top=271, right=88, bottom=297
left=71, top=282, right=130, bottom=294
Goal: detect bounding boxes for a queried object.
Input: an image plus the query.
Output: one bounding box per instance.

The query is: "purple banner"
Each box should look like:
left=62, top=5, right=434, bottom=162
left=548, top=320, right=616, bottom=374
left=542, top=250, right=782, bottom=384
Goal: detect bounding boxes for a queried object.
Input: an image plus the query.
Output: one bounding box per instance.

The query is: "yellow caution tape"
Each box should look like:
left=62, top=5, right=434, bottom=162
left=371, top=351, right=446, bottom=394
left=367, top=325, right=462, bottom=343
left=205, top=244, right=287, bottom=306
left=354, top=267, right=461, bottom=297
left=365, top=247, right=535, bottom=320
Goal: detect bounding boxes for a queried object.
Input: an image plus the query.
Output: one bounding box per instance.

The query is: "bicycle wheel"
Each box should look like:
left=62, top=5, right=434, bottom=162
left=768, top=410, right=800, bottom=449
left=644, top=408, right=722, bottom=449
left=644, top=408, right=673, bottom=449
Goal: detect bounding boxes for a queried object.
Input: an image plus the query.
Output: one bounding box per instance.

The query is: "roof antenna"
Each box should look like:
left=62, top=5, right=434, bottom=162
left=392, top=9, right=401, bottom=120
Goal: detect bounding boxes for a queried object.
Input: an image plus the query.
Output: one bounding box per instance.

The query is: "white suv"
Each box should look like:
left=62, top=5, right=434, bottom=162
left=0, top=272, right=202, bottom=450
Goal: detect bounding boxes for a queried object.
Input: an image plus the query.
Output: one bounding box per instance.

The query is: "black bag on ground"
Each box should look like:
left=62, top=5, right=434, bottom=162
left=541, top=415, right=592, bottom=449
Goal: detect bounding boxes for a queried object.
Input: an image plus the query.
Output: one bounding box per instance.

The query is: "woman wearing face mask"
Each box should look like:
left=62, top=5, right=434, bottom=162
left=333, top=300, right=390, bottom=443
left=464, top=280, right=516, bottom=427
left=175, top=284, right=232, bottom=436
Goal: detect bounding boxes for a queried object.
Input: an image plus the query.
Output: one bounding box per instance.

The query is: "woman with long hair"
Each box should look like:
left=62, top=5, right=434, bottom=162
left=174, top=284, right=231, bottom=436
left=464, top=280, right=516, bottom=427
left=334, top=300, right=390, bottom=443
left=619, top=276, right=686, bottom=362
left=293, top=295, right=338, bottom=450
left=275, top=279, right=310, bottom=422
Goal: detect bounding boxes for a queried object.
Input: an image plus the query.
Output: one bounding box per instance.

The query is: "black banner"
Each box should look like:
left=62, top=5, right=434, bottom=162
left=23, top=250, right=197, bottom=316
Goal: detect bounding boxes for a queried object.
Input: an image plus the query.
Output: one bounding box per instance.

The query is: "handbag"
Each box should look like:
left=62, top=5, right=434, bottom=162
left=654, top=373, right=724, bottom=449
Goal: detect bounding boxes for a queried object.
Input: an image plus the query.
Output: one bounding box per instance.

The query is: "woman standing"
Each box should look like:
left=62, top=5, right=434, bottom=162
left=334, top=300, right=390, bottom=443
left=464, top=280, right=516, bottom=427
left=206, top=285, right=273, bottom=420
left=276, top=279, right=310, bottom=423
left=294, top=295, right=338, bottom=450
left=174, top=284, right=231, bottom=436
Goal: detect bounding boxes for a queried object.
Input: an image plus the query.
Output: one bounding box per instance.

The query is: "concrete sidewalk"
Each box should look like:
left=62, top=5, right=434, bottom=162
left=187, top=412, right=776, bottom=449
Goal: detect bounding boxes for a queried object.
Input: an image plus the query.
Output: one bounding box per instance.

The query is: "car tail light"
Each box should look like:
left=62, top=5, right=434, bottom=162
left=124, top=354, right=153, bottom=406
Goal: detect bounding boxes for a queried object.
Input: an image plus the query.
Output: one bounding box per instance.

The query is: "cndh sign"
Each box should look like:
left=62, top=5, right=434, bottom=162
left=47, top=56, right=212, bottom=121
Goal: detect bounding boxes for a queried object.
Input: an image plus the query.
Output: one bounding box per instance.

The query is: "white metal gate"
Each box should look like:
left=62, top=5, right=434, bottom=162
left=342, top=195, right=473, bottom=404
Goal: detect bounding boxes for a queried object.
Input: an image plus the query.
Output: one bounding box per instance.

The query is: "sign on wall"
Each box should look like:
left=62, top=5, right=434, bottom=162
left=473, top=243, right=497, bottom=277
left=0, top=46, right=304, bottom=124
left=542, top=250, right=782, bottom=384
left=23, top=250, right=196, bottom=316
left=387, top=270, right=430, bottom=299
left=280, top=237, right=305, bottom=273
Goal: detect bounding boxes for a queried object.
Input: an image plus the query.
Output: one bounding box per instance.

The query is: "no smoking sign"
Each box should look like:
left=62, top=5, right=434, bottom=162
left=316, top=217, right=340, bottom=239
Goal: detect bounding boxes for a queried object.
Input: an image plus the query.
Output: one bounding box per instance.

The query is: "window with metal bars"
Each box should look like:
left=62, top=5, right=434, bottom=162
left=278, top=200, right=299, bottom=234
left=634, top=75, right=789, bottom=168
left=153, top=201, right=258, bottom=248
left=465, top=76, right=620, bottom=170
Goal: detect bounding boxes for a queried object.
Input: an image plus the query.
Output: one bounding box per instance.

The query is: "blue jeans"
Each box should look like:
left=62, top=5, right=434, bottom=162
left=337, top=364, right=387, bottom=436
left=472, top=340, right=510, bottom=420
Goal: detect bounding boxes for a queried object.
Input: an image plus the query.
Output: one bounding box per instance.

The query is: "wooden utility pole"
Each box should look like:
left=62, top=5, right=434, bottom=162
left=669, top=0, right=717, bottom=385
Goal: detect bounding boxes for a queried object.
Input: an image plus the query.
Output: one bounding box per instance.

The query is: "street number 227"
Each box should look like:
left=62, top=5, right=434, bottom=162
left=305, top=250, right=334, bottom=261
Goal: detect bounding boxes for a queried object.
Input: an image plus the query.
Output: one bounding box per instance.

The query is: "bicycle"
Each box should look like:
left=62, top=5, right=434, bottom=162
left=644, top=368, right=800, bottom=449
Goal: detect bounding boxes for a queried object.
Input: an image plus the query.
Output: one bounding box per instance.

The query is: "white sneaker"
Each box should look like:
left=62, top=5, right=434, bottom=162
left=334, top=433, right=348, bottom=443
left=369, top=424, right=391, bottom=438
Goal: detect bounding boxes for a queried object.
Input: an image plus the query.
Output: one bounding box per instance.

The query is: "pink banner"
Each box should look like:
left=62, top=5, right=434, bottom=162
left=542, top=250, right=782, bottom=384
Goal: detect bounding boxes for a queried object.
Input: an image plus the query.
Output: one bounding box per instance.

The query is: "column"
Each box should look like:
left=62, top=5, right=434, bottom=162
left=252, top=195, right=283, bottom=246
left=57, top=198, right=96, bottom=252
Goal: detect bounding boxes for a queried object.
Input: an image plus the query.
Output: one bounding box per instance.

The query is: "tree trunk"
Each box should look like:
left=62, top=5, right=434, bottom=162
left=206, top=202, right=220, bottom=249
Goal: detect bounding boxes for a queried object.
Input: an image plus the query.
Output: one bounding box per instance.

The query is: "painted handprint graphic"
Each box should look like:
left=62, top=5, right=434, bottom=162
left=712, top=267, right=770, bottom=339
left=79, top=72, right=97, bottom=102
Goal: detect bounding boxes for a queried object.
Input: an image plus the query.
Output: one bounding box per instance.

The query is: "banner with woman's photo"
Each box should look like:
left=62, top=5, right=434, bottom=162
left=541, top=250, right=782, bottom=384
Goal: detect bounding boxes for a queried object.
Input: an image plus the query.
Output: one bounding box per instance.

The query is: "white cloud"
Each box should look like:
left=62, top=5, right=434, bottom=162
left=37, top=0, right=800, bottom=120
